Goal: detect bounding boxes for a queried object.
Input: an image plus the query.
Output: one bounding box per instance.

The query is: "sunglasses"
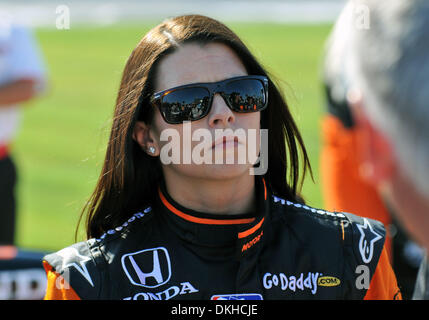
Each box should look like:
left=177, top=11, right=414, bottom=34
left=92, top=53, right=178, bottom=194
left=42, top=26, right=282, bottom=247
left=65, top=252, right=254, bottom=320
left=150, top=75, right=269, bottom=124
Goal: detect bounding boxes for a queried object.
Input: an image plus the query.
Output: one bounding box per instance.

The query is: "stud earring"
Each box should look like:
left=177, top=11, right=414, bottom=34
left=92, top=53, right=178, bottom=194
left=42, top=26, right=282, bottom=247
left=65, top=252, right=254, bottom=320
left=148, top=146, right=156, bottom=154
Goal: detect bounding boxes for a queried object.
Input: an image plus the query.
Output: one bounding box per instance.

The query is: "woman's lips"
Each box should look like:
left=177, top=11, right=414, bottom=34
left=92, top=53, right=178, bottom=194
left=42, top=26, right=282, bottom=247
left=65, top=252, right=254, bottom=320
left=211, top=135, right=243, bottom=149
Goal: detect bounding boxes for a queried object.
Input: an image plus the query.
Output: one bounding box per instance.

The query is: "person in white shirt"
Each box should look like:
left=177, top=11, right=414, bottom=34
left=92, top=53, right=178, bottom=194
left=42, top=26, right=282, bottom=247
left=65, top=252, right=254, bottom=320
left=0, top=17, right=47, bottom=245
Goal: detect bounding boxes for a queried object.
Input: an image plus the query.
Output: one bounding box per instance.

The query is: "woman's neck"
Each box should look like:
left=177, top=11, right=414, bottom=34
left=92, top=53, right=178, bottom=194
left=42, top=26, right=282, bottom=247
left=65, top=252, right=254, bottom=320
left=163, top=172, right=256, bottom=216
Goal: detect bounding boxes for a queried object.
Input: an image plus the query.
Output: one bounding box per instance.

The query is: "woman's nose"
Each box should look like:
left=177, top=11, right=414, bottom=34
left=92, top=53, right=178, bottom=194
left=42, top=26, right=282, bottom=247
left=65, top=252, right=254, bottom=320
left=208, top=94, right=235, bottom=127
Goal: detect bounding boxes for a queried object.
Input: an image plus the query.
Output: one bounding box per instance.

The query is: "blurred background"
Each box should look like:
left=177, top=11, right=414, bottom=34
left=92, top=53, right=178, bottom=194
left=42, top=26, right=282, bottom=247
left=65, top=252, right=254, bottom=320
left=1, top=0, right=346, bottom=252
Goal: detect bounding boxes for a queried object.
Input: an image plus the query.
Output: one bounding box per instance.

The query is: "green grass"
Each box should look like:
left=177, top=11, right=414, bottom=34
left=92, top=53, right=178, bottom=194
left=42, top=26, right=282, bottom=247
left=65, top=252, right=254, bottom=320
left=12, top=22, right=333, bottom=251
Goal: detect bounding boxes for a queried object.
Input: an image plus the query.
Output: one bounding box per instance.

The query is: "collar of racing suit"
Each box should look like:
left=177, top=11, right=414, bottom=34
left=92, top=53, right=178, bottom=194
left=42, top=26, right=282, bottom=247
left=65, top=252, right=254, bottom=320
left=156, top=177, right=271, bottom=260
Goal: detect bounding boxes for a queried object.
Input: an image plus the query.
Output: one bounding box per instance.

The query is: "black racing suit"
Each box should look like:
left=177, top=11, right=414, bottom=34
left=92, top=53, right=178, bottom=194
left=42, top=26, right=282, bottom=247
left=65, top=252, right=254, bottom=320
left=43, top=178, right=400, bottom=300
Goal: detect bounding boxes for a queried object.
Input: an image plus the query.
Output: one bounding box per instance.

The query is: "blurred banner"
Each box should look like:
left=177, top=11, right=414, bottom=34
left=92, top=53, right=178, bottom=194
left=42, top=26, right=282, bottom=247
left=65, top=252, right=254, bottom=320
left=0, top=0, right=347, bottom=27
left=0, top=246, right=47, bottom=300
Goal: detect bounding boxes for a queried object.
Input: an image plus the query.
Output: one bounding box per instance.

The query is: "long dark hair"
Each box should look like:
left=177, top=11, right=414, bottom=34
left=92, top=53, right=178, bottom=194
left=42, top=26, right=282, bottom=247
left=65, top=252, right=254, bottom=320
left=78, top=14, right=312, bottom=239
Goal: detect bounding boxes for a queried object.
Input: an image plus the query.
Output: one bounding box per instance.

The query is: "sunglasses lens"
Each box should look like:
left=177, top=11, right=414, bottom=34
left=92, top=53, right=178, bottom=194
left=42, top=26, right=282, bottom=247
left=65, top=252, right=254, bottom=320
left=224, top=79, right=267, bottom=112
left=156, top=77, right=268, bottom=124
left=160, top=87, right=210, bottom=124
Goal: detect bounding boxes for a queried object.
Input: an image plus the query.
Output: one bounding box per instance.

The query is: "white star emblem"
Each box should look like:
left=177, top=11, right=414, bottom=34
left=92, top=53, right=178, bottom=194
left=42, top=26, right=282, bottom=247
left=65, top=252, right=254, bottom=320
left=57, top=247, right=94, bottom=287
left=356, top=218, right=383, bottom=264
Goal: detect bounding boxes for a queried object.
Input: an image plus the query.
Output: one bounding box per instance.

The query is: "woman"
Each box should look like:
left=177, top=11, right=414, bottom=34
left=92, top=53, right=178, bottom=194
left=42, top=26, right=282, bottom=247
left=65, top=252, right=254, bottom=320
left=43, top=15, right=401, bottom=300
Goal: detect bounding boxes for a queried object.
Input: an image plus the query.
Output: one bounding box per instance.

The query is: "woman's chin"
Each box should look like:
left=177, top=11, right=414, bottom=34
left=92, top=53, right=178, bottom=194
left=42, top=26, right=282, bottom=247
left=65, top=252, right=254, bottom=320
left=204, top=163, right=252, bottom=180
left=169, top=163, right=253, bottom=181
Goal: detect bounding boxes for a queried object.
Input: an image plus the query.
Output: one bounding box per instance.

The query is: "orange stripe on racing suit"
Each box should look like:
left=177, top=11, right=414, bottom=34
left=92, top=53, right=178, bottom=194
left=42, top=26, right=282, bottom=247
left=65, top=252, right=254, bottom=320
left=320, top=114, right=392, bottom=258
left=43, top=261, right=81, bottom=300
left=364, top=245, right=402, bottom=300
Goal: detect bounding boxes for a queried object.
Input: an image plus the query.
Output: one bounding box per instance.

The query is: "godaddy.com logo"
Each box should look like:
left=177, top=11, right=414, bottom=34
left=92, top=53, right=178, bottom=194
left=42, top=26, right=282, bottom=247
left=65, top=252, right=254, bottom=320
left=158, top=121, right=268, bottom=175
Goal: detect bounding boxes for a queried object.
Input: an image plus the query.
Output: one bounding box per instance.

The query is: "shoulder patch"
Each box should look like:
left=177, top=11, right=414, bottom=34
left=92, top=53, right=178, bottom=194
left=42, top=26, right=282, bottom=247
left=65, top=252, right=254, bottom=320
left=43, top=241, right=100, bottom=299
left=55, top=245, right=95, bottom=287
left=271, top=195, right=388, bottom=299
left=43, top=207, right=153, bottom=299
left=342, top=212, right=386, bottom=266
left=339, top=212, right=387, bottom=299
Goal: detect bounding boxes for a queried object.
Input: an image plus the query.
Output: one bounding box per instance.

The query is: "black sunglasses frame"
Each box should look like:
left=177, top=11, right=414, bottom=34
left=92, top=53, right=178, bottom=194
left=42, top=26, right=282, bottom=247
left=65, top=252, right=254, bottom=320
left=150, top=75, right=269, bottom=124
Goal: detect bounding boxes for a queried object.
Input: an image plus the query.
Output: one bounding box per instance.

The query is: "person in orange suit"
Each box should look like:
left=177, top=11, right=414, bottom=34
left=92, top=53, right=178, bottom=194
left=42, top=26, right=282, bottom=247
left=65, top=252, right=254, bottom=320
left=319, top=0, right=424, bottom=299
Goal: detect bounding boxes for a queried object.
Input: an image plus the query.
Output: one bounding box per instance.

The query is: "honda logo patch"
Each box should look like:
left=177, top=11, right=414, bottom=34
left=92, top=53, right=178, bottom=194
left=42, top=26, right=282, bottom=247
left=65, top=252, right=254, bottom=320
left=121, top=247, right=171, bottom=288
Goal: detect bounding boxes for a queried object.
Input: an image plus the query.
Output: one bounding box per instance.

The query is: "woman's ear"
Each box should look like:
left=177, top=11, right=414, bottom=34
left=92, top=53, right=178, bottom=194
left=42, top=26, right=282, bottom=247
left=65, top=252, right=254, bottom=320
left=347, top=88, right=396, bottom=186
left=133, top=121, right=160, bottom=156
